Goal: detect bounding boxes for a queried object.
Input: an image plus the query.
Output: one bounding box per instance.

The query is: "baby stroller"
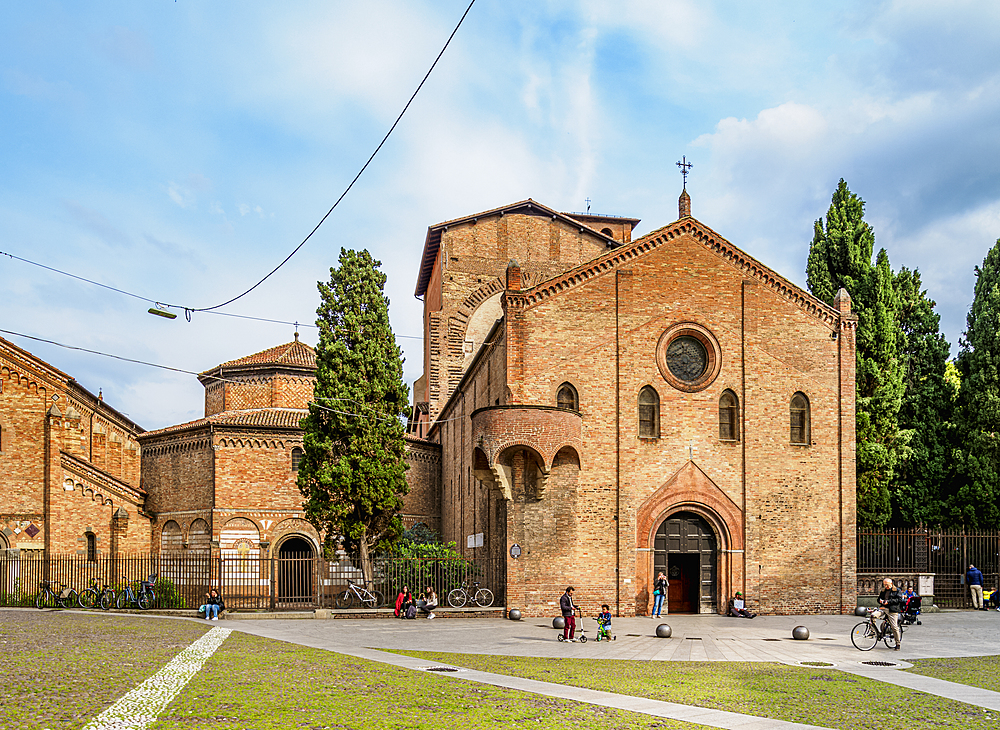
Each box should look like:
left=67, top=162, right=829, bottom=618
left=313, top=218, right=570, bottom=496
left=900, top=594, right=922, bottom=626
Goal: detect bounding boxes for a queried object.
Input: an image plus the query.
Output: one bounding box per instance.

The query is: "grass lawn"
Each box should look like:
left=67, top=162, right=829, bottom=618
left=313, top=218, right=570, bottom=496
left=0, top=609, right=209, bottom=730
left=0, top=610, right=702, bottom=730
left=397, top=651, right=995, bottom=730
left=907, top=655, right=1000, bottom=693
left=151, top=631, right=702, bottom=729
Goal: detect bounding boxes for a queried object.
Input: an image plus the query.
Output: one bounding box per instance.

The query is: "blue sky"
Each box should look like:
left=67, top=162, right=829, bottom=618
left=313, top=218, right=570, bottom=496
left=3, top=0, right=999, bottom=430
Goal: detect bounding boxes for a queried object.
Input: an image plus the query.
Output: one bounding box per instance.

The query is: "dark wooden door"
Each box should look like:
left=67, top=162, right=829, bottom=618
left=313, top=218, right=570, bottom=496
left=668, top=553, right=699, bottom=613
left=653, top=511, right=717, bottom=614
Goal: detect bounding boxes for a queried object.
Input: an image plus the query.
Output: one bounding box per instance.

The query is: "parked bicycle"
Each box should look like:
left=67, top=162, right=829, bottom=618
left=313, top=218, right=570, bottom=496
left=851, top=608, right=906, bottom=651
left=78, top=579, right=115, bottom=610
left=35, top=580, right=78, bottom=609
left=447, top=579, right=494, bottom=608
left=335, top=579, right=385, bottom=609
left=116, top=575, right=157, bottom=610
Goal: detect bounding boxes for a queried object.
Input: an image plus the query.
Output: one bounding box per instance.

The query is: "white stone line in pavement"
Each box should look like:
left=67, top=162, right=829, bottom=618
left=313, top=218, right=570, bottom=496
left=82, top=627, right=232, bottom=730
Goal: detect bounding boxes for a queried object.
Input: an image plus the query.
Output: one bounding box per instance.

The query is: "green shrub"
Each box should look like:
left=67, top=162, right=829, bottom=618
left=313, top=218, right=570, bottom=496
left=153, top=578, right=186, bottom=608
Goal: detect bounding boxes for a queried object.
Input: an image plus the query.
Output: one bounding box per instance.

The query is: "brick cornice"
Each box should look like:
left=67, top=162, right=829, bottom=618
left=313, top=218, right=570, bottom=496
left=60, top=450, right=147, bottom=502
left=505, top=217, right=841, bottom=328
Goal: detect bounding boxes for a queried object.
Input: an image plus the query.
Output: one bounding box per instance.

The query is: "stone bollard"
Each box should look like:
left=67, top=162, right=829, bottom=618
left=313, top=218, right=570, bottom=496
left=553, top=616, right=566, bottom=630
left=508, top=608, right=522, bottom=621
left=792, top=625, right=810, bottom=640
left=656, top=624, right=672, bottom=638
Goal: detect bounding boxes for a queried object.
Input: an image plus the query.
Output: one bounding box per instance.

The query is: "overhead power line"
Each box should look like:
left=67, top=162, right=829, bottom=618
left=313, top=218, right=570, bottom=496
left=175, top=0, right=478, bottom=316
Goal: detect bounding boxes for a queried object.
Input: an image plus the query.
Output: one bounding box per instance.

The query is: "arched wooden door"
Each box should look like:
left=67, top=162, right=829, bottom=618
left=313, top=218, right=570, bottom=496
left=652, top=511, right=717, bottom=614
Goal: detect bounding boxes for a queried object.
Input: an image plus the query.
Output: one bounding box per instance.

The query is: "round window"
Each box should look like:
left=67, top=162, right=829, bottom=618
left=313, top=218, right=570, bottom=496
left=665, top=336, right=708, bottom=382
left=655, top=323, right=722, bottom=392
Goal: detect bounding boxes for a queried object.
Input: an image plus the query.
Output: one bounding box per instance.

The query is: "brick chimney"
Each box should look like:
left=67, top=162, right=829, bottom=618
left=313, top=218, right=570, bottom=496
left=679, top=189, right=691, bottom=218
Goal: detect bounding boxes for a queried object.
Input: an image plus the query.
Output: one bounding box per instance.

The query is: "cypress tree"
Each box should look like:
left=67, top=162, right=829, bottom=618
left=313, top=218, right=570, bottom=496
left=806, top=180, right=908, bottom=527
left=298, top=248, right=409, bottom=585
left=954, top=240, right=1000, bottom=529
left=892, top=266, right=956, bottom=525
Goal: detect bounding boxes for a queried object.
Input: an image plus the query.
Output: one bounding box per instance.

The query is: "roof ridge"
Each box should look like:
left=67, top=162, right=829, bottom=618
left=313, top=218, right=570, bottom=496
left=505, top=216, right=840, bottom=327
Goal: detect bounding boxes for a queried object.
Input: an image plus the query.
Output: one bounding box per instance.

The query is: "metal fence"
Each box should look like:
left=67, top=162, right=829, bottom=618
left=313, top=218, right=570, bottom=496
left=0, top=552, right=506, bottom=611
left=858, top=528, right=1000, bottom=607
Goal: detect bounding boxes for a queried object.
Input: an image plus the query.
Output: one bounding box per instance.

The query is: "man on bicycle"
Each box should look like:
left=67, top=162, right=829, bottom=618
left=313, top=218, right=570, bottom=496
left=878, top=578, right=904, bottom=651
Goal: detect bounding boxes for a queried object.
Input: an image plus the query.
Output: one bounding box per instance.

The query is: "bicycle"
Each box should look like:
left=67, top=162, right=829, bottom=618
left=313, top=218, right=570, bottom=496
left=851, top=608, right=906, bottom=651
left=78, top=579, right=115, bottom=610
left=115, top=577, right=155, bottom=610
left=335, top=579, right=385, bottom=609
left=35, top=580, right=78, bottom=609
left=447, top=580, right=494, bottom=608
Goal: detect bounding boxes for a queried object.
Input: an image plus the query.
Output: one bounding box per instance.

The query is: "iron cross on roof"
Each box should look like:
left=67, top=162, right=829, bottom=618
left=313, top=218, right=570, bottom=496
left=676, top=156, right=693, bottom=189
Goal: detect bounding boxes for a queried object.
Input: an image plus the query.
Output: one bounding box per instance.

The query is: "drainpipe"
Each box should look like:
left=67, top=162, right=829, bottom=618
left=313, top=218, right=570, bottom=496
left=615, top=271, right=622, bottom=616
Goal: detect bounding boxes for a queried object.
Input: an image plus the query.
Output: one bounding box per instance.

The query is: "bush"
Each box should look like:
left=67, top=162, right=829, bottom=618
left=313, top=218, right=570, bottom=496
left=153, top=578, right=186, bottom=608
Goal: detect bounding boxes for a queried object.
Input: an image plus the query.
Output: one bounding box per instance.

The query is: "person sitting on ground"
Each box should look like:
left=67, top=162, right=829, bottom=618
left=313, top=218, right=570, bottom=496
left=727, top=591, right=755, bottom=618
left=200, top=589, right=224, bottom=621
left=419, top=586, right=438, bottom=620
left=394, top=586, right=414, bottom=618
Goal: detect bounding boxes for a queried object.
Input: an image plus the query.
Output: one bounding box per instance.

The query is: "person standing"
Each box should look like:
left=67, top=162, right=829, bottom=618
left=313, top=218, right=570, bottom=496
left=967, top=564, right=985, bottom=610
left=559, top=586, right=577, bottom=642
left=878, top=578, right=904, bottom=651
left=651, top=571, right=668, bottom=618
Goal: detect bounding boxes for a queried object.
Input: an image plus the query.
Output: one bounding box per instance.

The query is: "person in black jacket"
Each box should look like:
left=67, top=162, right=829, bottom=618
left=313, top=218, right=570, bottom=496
left=559, top=586, right=577, bottom=642
left=200, top=589, right=224, bottom=621
left=878, top=578, right=903, bottom=650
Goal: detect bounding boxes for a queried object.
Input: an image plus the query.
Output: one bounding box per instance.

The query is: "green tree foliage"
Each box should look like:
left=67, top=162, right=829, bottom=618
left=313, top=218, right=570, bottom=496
left=954, top=240, right=1000, bottom=528
left=892, top=267, right=956, bottom=525
left=806, top=180, right=909, bottom=527
left=298, top=248, right=409, bottom=585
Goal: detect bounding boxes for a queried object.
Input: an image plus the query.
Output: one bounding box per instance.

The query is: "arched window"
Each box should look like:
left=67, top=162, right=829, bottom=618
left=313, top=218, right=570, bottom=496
left=85, top=532, right=97, bottom=562
left=291, top=447, right=304, bottom=472
left=790, top=392, right=810, bottom=445
left=557, top=383, right=578, bottom=412
left=638, top=386, right=660, bottom=438
left=719, top=390, right=739, bottom=441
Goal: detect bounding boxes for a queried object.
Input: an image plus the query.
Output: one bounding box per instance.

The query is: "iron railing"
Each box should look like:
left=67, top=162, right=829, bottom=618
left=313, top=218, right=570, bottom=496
left=0, top=552, right=506, bottom=610
left=858, top=528, right=1000, bottom=607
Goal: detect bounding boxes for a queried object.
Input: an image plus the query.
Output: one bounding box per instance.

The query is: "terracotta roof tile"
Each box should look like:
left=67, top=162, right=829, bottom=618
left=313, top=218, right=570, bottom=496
left=140, top=408, right=308, bottom=438
left=208, top=339, right=316, bottom=372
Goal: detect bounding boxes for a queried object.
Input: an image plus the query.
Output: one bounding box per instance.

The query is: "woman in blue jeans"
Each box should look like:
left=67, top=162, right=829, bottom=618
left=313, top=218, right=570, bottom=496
left=652, top=571, right=668, bottom=617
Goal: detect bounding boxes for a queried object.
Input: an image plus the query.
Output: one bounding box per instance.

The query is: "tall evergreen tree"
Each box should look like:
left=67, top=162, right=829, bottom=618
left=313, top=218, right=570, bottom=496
left=298, top=248, right=409, bottom=585
left=806, top=180, right=908, bottom=527
left=892, top=266, right=956, bottom=525
left=954, top=239, right=1000, bottom=529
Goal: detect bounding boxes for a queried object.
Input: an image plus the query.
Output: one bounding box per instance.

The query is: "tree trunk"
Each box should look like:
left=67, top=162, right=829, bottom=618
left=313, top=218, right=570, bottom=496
left=358, top=529, right=373, bottom=591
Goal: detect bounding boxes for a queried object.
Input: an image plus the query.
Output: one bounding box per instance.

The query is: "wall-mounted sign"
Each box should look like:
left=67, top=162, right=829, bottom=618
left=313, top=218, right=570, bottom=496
left=467, top=532, right=483, bottom=549
left=510, top=543, right=522, bottom=559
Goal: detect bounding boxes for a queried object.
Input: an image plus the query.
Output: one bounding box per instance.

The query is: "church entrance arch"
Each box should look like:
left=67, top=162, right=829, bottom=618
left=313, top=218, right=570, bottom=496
left=276, top=536, right=315, bottom=605
left=653, top=511, right=717, bottom=614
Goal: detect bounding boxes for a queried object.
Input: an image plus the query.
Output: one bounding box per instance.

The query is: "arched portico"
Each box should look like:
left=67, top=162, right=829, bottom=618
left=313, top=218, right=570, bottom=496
left=636, top=461, right=744, bottom=615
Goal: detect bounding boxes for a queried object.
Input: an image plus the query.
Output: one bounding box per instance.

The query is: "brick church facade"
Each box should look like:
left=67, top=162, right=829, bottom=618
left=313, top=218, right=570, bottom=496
left=0, top=336, right=149, bottom=557
left=408, top=192, right=858, bottom=617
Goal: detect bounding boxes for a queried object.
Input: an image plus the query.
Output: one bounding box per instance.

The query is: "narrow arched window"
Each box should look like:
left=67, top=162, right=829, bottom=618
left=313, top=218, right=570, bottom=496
left=790, top=392, right=810, bottom=445
left=638, top=386, right=660, bottom=438
left=291, top=447, right=304, bottom=472
left=719, top=390, right=739, bottom=441
left=557, top=383, right=578, bottom=412
left=86, top=532, right=97, bottom=562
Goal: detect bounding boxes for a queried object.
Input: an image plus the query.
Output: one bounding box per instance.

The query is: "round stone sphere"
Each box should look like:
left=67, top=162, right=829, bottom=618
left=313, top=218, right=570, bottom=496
left=655, top=623, right=672, bottom=638
left=792, top=625, right=810, bottom=640
left=552, top=616, right=566, bottom=630
left=854, top=606, right=869, bottom=617
left=508, top=608, right=522, bottom=621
